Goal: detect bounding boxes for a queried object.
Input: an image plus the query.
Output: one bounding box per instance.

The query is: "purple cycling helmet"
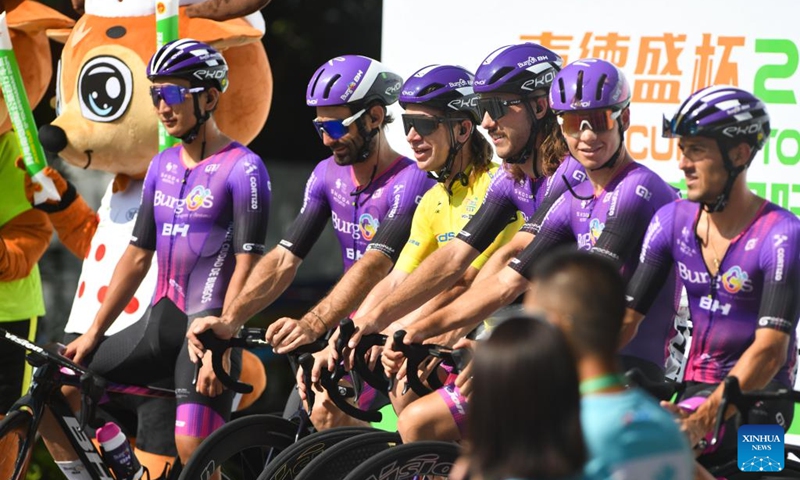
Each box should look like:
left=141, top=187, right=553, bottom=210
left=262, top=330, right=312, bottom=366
left=399, top=65, right=479, bottom=122
left=549, top=58, right=630, bottom=113
left=663, top=86, right=770, bottom=212
left=306, top=55, right=403, bottom=107
left=147, top=38, right=228, bottom=92
left=662, top=85, right=770, bottom=150
left=474, top=43, right=562, bottom=96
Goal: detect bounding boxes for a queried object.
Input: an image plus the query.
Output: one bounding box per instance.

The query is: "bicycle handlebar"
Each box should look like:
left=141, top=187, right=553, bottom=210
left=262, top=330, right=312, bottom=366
left=391, top=329, right=469, bottom=397
left=195, top=328, right=271, bottom=394
left=712, top=376, right=800, bottom=446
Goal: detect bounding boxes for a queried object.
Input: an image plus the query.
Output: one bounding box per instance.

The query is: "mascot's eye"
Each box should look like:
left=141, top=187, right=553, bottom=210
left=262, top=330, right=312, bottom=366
left=78, top=56, right=133, bottom=122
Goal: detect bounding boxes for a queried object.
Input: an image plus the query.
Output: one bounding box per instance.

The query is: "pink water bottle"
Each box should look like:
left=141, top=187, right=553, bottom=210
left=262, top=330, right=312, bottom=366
left=96, top=422, right=144, bottom=480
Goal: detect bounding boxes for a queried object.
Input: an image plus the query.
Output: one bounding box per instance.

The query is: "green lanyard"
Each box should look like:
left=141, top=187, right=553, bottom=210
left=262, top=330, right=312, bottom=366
left=579, top=373, right=625, bottom=395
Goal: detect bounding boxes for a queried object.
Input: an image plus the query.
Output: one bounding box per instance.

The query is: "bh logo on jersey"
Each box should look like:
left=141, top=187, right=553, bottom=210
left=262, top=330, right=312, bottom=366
left=185, top=185, right=214, bottom=212
left=589, top=218, right=605, bottom=245
left=359, top=213, right=379, bottom=241
left=721, top=266, right=752, bottom=294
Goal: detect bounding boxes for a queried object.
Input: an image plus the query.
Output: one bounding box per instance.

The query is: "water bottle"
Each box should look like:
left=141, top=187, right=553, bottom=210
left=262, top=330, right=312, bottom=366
left=96, top=422, right=144, bottom=480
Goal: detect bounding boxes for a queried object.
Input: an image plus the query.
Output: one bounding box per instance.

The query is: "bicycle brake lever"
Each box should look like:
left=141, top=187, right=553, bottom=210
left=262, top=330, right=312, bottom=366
left=711, top=376, right=738, bottom=446
left=298, top=353, right=316, bottom=416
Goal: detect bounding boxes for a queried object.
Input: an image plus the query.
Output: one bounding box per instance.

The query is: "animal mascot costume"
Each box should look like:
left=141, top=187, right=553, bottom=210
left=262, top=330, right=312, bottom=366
left=0, top=0, right=72, bottom=416
left=35, top=0, right=272, bottom=475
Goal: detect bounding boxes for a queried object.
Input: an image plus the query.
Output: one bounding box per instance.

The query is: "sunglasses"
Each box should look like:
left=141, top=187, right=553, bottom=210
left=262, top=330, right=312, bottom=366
left=477, top=97, right=525, bottom=121
left=557, top=108, right=622, bottom=138
left=312, top=109, right=366, bottom=140
left=149, top=85, right=205, bottom=107
left=401, top=114, right=461, bottom=137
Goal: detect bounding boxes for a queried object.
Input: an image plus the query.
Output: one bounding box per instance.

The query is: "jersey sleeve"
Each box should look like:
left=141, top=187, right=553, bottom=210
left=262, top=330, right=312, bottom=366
left=471, top=210, right=525, bottom=270
left=626, top=203, right=677, bottom=315
left=590, top=173, right=672, bottom=266
left=523, top=156, right=587, bottom=235
left=130, top=155, right=159, bottom=251
left=394, top=191, right=437, bottom=274
left=367, top=167, right=431, bottom=263
left=508, top=193, right=575, bottom=279
left=228, top=154, right=271, bottom=255
left=756, top=217, right=800, bottom=335
left=456, top=169, right=520, bottom=253
left=279, top=161, right=331, bottom=259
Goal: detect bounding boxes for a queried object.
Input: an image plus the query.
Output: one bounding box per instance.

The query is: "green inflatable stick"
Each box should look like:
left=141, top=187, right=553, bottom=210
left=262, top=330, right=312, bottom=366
left=156, top=0, right=180, bottom=151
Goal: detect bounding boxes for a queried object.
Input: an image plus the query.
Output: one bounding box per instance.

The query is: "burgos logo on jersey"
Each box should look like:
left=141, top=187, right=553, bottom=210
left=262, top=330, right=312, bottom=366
left=185, top=186, right=214, bottom=212
left=359, top=213, right=379, bottom=241
left=721, top=266, right=752, bottom=294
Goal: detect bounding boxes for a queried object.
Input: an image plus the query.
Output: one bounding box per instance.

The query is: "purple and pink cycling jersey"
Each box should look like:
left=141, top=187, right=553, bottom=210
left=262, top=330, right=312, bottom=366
left=628, top=200, right=800, bottom=387
left=511, top=161, right=680, bottom=368
left=457, top=155, right=585, bottom=251
left=279, top=155, right=434, bottom=270
left=132, top=142, right=271, bottom=315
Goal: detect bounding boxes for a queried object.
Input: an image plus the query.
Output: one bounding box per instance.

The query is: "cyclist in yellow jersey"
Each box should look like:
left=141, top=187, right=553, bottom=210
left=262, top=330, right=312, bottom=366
left=302, top=65, right=524, bottom=423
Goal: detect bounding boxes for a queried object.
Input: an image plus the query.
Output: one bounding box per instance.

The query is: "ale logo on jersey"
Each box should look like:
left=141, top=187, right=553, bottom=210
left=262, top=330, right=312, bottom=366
left=185, top=186, right=214, bottom=212
left=738, top=424, right=783, bottom=472
left=359, top=213, right=379, bottom=241
left=721, top=266, right=750, bottom=294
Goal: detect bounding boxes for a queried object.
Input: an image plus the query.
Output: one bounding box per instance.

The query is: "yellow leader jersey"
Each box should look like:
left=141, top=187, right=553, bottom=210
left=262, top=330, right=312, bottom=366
left=395, top=165, right=524, bottom=274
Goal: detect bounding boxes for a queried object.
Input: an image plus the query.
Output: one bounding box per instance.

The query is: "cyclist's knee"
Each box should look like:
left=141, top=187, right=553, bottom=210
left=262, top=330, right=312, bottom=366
left=309, top=389, right=369, bottom=430
left=397, top=395, right=459, bottom=443
left=134, top=448, right=174, bottom=479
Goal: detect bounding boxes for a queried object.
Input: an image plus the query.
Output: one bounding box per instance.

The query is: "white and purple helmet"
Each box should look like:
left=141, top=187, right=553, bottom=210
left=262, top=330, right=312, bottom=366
left=474, top=43, right=562, bottom=97
left=549, top=58, right=631, bottom=113
left=399, top=65, right=479, bottom=122
left=147, top=38, right=228, bottom=92
left=306, top=55, right=402, bottom=107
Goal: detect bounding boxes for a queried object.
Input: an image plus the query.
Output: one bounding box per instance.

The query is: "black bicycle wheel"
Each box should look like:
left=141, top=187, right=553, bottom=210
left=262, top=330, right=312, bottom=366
left=257, top=427, right=376, bottom=480
left=0, top=410, right=35, bottom=480
left=293, top=431, right=401, bottom=480
left=342, top=441, right=459, bottom=480
left=178, top=414, right=299, bottom=480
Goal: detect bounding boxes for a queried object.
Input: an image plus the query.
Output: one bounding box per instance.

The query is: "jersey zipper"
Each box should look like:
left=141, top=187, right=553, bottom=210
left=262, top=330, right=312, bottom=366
left=165, top=168, right=192, bottom=301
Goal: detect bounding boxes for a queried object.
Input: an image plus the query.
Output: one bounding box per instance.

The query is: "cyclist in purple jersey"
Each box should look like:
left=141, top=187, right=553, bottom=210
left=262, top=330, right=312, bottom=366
left=347, top=43, right=585, bottom=350
left=625, top=86, right=800, bottom=459
left=186, top=55, right=433, bottom=429
left=395, top=60, right=679, bottom=381
left=41, top=39, right=270, bottom=470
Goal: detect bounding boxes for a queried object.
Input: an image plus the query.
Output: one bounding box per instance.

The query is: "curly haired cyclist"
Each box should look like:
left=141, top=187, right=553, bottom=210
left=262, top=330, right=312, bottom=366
left=625, top=86, right=800, bottom=464
left=348, top=42, right=585, bottom=349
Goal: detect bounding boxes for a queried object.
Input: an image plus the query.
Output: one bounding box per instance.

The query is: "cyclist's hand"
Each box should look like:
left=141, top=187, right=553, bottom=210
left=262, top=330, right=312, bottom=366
left=64, top=331, right=101, bottom=365
left=296, top=351, right=328, bottom=406
left=196, top=348, right=229, bottom=397
left=366, top=344, right=383, bottom=371
left=661, top=401, right=706, bottom=449
left=186, top=316, right=236, bottom=363
left=380, top=334, right=406, bottom=379
left=325, top=325, right=359, bottom=371
left=454, top=361, right=473, bottom=399
left=266, top=317, right=317, bottom=354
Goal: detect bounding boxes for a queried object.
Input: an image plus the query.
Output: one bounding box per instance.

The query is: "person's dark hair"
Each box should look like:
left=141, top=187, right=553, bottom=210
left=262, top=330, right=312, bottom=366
left=466, top=315, right=585, bottom=479
left=504, top=108, right=568, bottom=181
left=530, top=248, right=625, bottom=358
left=445, top=111, right=494, bottom=179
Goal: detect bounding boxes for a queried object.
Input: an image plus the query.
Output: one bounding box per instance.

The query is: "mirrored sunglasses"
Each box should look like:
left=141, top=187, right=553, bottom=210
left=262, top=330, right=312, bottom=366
left=557, top=109, right=622, bottom=138
left=312, top=109, right=366, bottom=140
left=401, top=114, right=460, bottom=137
left=149, top=85, right=205, bottom=107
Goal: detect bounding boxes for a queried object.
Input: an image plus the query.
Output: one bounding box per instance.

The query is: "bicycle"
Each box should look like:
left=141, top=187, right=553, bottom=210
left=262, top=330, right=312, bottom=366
left=0, top=326, right=267, bottom=480
left=184, top=319, right=469, bottom=480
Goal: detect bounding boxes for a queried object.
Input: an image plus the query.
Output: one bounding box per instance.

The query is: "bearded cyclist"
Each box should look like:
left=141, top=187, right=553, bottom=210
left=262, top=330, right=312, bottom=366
left=625, top=86, right=800, bottom=467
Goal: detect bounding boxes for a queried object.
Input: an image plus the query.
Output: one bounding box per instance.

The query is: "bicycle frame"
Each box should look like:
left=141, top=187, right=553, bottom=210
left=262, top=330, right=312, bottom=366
left=0, top=328, right=171, bottom=480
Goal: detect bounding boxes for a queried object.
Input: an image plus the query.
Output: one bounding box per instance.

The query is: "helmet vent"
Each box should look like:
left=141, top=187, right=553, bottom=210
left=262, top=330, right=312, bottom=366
left=595, top=74, right=607, bottom=101
left=421, top=84, right=443, bottom=96
left=557, top=78, right=567, bottom=104
left=575, top=70, right=584, bottom=100
left=490, top=67, right=514, bottom=85
left=309, top=70, right=324, bottom=98
left=324, top=74, right=341, bottom=100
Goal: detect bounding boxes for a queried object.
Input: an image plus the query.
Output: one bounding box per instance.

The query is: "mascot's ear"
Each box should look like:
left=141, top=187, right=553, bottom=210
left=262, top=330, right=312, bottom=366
left=8, top=1, right=74, bottom=36
left=185, top=15, right=263, bottom=49
left=186, top=0, right=271, bottom=21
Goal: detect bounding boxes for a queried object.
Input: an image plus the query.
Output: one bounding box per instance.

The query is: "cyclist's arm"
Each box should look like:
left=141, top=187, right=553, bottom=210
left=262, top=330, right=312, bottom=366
left=473, top=230, right=533, bottom=283
left=411, top=266, right=480, bottom=347
left=354, top=267, right=409, bottom=320
left=682, top=328, right=791, bottom=445
left=623, top=205, right=677, bottom=347
left=354, top=199, right=518, bottom=335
